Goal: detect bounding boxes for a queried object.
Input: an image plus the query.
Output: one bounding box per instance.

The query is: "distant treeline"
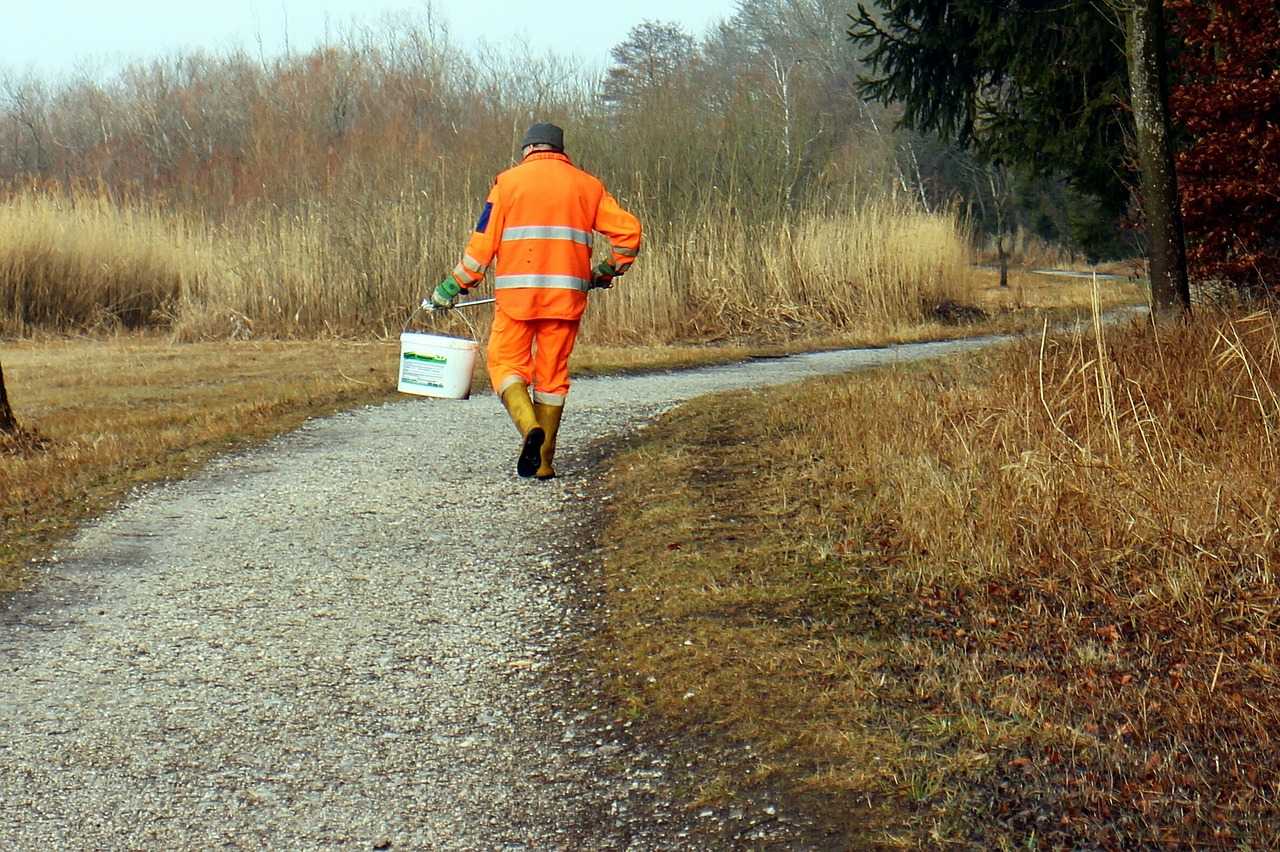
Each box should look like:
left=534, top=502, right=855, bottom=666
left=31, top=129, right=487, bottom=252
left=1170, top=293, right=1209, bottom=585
left=0, top=3, right=1115, bottom=257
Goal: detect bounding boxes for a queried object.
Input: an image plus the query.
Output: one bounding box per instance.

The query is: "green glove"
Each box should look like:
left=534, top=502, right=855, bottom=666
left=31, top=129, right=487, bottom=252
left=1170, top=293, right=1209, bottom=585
left=431, top=277, right=464, bottom=309
left=591, top=261, right=620, bottom=289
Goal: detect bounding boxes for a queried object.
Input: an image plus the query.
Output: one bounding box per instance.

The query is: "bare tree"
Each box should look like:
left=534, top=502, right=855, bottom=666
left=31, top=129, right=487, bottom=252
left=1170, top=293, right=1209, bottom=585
left=2, top=72, right=52, bottom=174
left=985, top=164, right=1015, bottom=286
left=602, top=21, right=695, bottom=109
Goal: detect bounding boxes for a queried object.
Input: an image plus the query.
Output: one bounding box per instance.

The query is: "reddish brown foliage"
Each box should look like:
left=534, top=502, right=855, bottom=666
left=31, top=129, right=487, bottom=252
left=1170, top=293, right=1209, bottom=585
left=1170, top=0, right=1280, bottom=290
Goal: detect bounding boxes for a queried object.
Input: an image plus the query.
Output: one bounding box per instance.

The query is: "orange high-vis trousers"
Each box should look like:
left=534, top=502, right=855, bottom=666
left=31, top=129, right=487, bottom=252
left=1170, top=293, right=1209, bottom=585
left=487, top=308, right=579, bottom=405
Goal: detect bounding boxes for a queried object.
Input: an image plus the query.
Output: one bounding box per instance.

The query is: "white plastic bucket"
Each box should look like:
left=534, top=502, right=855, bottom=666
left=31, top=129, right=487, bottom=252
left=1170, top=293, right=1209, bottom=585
left=397, top=332, right=479, bottom=399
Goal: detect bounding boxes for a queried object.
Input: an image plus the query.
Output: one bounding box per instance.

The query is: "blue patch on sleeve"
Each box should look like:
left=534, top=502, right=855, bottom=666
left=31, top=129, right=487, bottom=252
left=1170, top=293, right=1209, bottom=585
left=475, top=202, right=493, bottom=234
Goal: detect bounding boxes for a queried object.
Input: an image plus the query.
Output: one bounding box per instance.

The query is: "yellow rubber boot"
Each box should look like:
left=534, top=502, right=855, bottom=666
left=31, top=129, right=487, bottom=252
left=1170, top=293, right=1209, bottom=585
left=500, top=383, right=545, bottom=478
left=533, top=402, right=564, bottom=480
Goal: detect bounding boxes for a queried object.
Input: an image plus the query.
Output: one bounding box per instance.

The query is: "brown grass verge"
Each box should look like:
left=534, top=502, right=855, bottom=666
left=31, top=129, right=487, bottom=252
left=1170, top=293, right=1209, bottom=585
left=967, top=268, right=1143, bottom=314
left=596, top=306, right=1280, bottom=846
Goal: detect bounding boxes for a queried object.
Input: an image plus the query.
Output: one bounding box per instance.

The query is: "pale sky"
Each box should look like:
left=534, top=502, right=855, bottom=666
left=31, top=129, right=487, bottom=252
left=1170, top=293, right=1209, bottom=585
left=0, top=0, right=736, bottom=79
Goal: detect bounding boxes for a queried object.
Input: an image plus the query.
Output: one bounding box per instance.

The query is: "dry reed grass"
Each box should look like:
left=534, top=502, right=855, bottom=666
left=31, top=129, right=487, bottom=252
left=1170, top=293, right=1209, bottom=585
left=587, top=201, right=976, bottom=342
left=0, top=188, right=977, bottom=344
left=598, top=304, right=1280, bottom=845
left=0, top=192, right=217, bottom=333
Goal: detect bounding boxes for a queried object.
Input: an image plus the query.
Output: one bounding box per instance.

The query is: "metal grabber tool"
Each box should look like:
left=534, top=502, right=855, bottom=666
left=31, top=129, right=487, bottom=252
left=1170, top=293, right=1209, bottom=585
left=403, top=295, right=495, bottom=342
left=420, top=297, right=496, bottom=311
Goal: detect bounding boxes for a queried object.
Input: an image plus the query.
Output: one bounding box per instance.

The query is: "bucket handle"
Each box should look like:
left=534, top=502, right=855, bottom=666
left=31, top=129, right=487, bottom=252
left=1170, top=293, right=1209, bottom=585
left=404, top=297, right=493, bottom=339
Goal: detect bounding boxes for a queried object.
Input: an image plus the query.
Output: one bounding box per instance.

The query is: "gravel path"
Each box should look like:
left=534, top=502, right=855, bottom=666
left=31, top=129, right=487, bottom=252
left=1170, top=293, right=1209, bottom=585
left=1028, top=268, right=1126, bottom=280
left=1, top=334, right=1009, bottom=849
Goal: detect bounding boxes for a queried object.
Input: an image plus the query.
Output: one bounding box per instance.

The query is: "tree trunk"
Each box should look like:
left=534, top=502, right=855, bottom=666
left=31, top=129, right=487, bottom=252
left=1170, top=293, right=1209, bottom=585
left=1125, top=0, right=1191, bottom=319
left=0, top=358, right=17, bottom=435
left=987, top=165, right=1012, bottom=289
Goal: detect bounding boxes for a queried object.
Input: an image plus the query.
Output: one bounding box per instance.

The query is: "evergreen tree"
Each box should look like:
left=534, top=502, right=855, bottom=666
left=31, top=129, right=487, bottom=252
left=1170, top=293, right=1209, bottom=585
left=848, top=1, right=1132, bottom=213
left=849, top=0, right=1191, bottom=316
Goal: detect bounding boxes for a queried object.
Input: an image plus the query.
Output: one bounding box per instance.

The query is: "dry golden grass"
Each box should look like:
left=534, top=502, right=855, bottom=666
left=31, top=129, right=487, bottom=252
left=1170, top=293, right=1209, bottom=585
left=975, top=225, right=1094, bottom=270
left=968, top=268, right=1145, bottom=313
left=598, top=305, right=1280, bottom=845
left=0, top=192, right=218, bottom=334
left=1, top=188, right=980, bottom=344
left=588, top=201, right=976, bottom=342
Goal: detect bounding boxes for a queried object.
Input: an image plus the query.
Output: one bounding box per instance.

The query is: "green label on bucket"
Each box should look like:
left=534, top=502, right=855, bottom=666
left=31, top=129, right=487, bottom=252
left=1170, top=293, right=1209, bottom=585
left=404, top=352, right=448, bottom=365
left=400, top=350, right=451, bottom=391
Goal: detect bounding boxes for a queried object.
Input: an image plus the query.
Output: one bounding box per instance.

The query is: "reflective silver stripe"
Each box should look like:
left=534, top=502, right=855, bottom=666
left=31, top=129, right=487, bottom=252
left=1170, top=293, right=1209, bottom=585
left=497, top=375, right=527, bottom=395
left=451, top=264, right=478, bottom=283
left=502, top=226, right=593, bottom=245
left=532, top=389, right=566, bottom=406
left=612, top=244, right=639, bottom=258
left=462, top=253, right=486, bottom=273
left=495, top=274, right=591, bottom=291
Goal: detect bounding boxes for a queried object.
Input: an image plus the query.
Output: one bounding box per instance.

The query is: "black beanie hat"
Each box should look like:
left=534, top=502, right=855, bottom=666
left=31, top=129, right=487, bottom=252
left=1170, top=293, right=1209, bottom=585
left=520, top=122, right=565, bottom=151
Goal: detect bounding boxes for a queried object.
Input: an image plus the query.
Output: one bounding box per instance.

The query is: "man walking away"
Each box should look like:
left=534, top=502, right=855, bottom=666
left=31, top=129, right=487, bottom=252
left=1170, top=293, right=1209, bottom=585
left=431, top=122, right=642, bottom=479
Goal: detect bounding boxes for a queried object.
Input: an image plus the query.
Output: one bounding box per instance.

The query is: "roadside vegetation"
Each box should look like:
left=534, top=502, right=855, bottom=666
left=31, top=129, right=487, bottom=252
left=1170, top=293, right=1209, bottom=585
left=598, top=305, right=1280, bottom=845
left=0, top=3, right=1148, bottom=344
left=0, top=187, right=981, bottom=342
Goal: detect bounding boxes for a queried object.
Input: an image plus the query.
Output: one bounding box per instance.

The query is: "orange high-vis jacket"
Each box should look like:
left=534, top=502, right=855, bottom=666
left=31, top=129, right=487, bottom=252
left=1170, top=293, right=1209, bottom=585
left=448, top=152, right=642, bottom=321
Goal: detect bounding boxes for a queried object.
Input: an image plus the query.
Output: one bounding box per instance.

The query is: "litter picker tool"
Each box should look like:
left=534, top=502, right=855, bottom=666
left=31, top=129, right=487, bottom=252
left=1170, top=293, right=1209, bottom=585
left=420, top=296, right=496, bottom=311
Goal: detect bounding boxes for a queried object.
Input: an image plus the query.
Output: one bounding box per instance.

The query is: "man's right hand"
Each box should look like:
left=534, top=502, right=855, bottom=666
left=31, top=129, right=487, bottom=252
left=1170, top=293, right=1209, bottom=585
left=590, top=261, right=619, bottom=289
left=430, top=278, right=465, bottom=309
